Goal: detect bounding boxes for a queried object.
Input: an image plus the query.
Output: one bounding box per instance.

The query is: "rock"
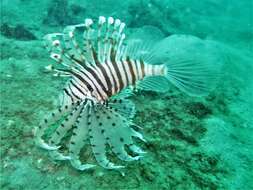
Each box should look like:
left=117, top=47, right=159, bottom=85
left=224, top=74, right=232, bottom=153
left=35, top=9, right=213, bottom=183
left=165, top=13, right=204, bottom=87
left=70, top=4, right=86, bottom=16
left=0, top=23, right=37, bottom=41
left=42, top=0, right=70, bottom=26
left=186, top=102, right=212, bottom=119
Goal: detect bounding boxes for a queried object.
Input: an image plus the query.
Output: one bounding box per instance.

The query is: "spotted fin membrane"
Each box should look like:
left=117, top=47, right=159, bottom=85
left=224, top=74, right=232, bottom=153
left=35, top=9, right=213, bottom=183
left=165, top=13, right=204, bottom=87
left=35, top=93, right=145, bottom=171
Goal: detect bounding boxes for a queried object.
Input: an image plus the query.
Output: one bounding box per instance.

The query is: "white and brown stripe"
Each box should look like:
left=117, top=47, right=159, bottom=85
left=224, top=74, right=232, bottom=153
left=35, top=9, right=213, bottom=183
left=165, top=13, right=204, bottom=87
left=62, top=56, right=165, bottom=103
left=45, top=17, right=165, bottom=103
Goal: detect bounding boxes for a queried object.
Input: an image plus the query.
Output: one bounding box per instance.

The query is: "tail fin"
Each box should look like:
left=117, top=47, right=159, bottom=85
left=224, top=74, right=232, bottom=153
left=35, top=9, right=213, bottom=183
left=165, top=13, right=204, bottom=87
left=154, top=35, right=223, bottom=96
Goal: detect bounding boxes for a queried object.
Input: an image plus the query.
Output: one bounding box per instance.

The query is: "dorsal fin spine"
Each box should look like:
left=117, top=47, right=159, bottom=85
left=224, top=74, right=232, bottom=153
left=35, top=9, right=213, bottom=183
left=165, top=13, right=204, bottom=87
left=119, top=23, right=125, bottom=34
left=68, top=25, right=86, bottom=62
left=84, top=19, right=95, bottom=65
left=63, top=25, right=86, bottom=64
left=97, top=26, right=102, bottom=62
left=97, top=16, right=106, bottom=63
left=102, top=30, right=108, bottom=62
left=112, top=19, right=121, bottom=56
left=43, top=33, right=61, bottom=54
left=110, top=20, right=121, bottom=61
left=114, top=22, right=126, bottom=60
left=45, top=33, right=73, bottom=69
left=44, top=17, right=130, bottom=80
left=106, top=17, right=114, bottom=61
left=115, top=33, right=125, bottom=61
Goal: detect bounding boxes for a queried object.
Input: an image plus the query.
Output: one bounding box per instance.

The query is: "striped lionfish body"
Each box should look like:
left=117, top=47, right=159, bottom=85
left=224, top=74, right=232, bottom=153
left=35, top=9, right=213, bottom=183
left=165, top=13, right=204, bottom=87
left=35, top=16, right=219, bottom=171
left=46, top=17, right=164, bottom=103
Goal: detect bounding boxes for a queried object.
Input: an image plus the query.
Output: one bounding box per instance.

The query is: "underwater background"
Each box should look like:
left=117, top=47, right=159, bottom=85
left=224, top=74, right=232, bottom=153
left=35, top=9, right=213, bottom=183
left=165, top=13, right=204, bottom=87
left=0, top=0, right=252, bottom=189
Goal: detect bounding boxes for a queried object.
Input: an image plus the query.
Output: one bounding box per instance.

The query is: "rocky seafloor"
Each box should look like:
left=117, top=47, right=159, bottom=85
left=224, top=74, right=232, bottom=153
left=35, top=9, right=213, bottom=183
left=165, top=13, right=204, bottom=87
left=0, top=0, right=253, bottom=189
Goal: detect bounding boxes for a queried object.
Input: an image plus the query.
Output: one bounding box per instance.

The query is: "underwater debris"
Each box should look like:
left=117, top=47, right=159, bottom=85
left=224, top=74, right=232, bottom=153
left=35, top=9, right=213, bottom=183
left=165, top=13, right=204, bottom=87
left=0, top=23, right=37, bottom=41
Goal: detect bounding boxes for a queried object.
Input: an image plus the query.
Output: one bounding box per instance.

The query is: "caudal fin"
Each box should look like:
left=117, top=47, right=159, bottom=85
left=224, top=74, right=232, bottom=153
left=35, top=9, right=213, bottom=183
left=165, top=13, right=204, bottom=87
left=154, top=35, right=223, bottom=96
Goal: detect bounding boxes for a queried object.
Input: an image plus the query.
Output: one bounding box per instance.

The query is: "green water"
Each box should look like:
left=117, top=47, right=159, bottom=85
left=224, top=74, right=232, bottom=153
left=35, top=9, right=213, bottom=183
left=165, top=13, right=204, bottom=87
left=0, top=0, right=252, bottom=189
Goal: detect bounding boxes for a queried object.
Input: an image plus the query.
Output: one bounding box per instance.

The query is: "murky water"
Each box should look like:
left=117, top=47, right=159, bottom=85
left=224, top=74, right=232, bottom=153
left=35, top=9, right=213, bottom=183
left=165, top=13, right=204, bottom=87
left=1, top=0, right=252, bottom=189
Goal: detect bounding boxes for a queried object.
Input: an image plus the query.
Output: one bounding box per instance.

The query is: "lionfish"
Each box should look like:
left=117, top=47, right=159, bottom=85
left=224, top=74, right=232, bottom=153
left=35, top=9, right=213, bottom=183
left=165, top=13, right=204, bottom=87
left=34, top=16, right=218, bottom=171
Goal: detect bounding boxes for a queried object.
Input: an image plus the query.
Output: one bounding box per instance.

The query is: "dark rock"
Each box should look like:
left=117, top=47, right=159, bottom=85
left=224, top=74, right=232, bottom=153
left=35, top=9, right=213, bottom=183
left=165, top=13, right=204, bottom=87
left=0, top=23, right=37, bottom=41
left=70, top=4, right=86, bottom=16
left=43, top=0, right=70, bottom=26
left=140, top=166, right=156, bottom=182
left=127, top=2, right=173, bottom=36
left=170, top=128, right=198, bottom=145
left=186, top=102, right=212, bottom=119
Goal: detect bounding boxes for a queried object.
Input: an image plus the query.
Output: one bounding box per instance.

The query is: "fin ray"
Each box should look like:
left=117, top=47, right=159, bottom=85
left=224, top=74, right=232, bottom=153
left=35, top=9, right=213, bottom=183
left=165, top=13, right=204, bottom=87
left=152, top=35, right=223, bottom=96
left=108, top=98, right=136, bottom=119
left=69, top=101, right=96, bottom=170
left=89, top=107, right=124, bottom=169
left=102, top=107, right=144, bottom=162
left=125, top=26, right=164, bottom=63
left=137, top=76, right=170, bottom=93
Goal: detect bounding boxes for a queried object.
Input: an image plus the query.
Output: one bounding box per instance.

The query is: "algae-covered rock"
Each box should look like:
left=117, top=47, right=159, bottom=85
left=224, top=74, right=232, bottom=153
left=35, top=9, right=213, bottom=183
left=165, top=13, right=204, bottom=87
left=42, top=0, right=70, bottom=26
left=0, top=23, right=37, bottom=41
